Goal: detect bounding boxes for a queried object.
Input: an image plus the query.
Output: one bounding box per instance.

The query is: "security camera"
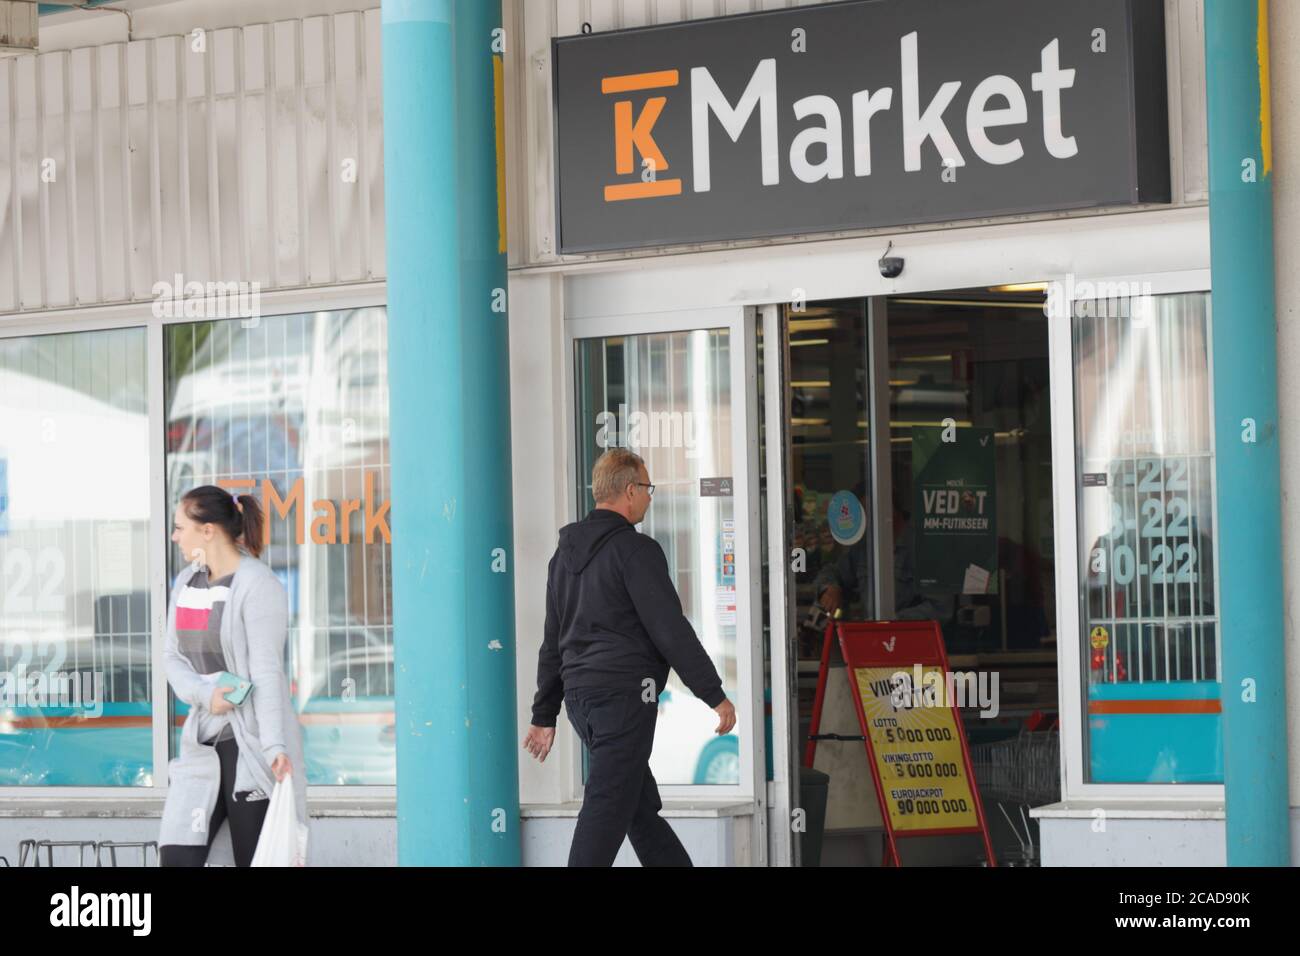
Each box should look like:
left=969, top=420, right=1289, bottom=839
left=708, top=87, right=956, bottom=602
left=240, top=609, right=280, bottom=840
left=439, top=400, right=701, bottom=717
left=879, top=241, right=904, bottom=280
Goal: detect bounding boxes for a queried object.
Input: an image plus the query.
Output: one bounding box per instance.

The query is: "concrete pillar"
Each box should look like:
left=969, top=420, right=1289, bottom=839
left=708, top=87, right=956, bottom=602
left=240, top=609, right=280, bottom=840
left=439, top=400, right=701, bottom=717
left=1204, top=0, right=1291, bottom=866
left=381, top=0, right=519, bottom=866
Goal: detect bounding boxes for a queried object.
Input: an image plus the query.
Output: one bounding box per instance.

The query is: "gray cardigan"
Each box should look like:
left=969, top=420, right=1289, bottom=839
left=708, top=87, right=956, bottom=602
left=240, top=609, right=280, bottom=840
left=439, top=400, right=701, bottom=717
left=159, top=554, right=310, bottom=863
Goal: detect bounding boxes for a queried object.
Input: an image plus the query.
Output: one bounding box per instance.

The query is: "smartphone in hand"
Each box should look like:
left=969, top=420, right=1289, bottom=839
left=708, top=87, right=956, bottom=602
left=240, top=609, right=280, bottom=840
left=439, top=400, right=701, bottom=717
left=216, top=671, right=253, bottom=705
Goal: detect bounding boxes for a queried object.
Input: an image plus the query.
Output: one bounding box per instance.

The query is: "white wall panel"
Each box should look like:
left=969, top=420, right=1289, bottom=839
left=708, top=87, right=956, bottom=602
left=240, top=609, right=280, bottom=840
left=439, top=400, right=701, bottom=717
left=0, top=9, right=384, bottom=316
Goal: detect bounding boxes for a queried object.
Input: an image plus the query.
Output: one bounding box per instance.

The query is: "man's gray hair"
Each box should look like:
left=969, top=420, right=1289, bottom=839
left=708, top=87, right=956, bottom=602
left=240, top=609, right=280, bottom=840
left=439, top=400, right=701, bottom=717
left=592, top=448, right=645, bottom=503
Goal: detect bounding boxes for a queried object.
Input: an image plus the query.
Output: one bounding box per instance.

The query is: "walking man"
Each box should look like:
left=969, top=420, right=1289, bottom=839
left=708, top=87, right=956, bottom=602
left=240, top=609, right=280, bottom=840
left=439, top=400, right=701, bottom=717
left=523, top=448, right=736, bottom=866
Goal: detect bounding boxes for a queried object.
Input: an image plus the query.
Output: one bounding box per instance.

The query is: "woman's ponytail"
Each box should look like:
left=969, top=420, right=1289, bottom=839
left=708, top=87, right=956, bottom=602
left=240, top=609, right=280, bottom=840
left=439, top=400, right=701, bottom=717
left=181, top=485, right=266, bottom=558
left=236, top=494, right=265, bottom=558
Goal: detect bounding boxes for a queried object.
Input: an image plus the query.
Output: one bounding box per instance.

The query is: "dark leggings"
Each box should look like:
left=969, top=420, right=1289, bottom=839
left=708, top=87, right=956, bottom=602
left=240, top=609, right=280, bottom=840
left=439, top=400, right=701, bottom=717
left=160, top=737, right=270, bottom=867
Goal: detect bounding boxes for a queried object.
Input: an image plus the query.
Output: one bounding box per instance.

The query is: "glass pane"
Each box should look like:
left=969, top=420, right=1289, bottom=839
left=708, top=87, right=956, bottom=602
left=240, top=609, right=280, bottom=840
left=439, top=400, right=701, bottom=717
left=1072, top=291, right=1221, bottom=783
left=164, top=309, right=394, bottom=785
left=789, top=300, right=874, bottom=631
left=0, top=328, right=152, bottom=786
left=575, top=328, right=739, bottom=785
left=887, top=294, right=1055, bottom=660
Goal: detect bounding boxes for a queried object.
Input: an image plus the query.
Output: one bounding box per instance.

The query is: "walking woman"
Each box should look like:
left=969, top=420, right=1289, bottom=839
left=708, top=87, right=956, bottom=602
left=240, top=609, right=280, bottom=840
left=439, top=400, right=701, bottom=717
left=159, top=485, right=309, bottom=866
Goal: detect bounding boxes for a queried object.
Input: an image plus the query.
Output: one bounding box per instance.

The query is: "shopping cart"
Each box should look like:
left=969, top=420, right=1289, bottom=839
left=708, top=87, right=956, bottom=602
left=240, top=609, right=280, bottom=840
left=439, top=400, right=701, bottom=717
left=969, top=725, right=1060, bottom=866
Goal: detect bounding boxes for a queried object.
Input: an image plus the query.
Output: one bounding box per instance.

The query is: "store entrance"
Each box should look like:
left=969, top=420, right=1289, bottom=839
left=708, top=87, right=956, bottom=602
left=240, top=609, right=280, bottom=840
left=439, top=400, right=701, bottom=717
left=764, top=288, right=1061, bottom=866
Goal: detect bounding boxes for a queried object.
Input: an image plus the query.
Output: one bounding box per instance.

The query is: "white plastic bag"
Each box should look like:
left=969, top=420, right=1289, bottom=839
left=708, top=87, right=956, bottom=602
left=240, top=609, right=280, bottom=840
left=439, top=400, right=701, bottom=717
left=251, top=772, right=309, bottom=867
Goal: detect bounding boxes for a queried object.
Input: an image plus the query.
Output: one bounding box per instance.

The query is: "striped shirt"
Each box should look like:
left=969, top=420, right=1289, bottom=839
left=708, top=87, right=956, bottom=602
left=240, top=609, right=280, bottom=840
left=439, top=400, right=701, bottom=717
left=176, top=569, right=235, bottom=743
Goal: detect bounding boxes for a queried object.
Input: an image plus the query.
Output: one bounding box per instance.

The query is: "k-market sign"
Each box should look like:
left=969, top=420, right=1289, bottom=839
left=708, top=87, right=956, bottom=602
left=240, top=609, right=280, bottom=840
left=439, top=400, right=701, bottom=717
left=552, top=0, right=1169, bottom=253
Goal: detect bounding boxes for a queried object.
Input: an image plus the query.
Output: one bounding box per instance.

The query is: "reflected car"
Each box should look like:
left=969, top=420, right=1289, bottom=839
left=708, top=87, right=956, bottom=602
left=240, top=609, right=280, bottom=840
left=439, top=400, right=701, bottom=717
left=649, top=686, right=740, bottom=786
left=298, top=641, right=396, bottom=786
left=0, top=655, right=153, bottom=787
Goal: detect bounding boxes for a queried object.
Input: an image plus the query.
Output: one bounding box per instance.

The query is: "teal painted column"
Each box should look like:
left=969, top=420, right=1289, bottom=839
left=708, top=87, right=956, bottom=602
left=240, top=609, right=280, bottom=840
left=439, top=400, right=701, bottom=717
left=1204, top=0, right=1290, bottom=866
left=382, top=0, right=519, bottom=866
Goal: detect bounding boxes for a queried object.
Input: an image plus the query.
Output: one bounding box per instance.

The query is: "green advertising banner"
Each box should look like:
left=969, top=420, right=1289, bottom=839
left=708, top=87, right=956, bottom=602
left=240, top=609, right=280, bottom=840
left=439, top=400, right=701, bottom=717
left=911, top=426, right=997, bottom=595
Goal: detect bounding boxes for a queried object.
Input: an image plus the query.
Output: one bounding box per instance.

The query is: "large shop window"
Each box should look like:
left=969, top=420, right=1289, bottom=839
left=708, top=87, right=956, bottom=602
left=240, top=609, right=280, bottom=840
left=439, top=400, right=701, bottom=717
left=0, top=328, right=152, bottom=786
left=575, top=330, right=740, bottom=786
left=165, top=308, right=393, bottom=786
left=1072, top=291, right=1221, bottom=783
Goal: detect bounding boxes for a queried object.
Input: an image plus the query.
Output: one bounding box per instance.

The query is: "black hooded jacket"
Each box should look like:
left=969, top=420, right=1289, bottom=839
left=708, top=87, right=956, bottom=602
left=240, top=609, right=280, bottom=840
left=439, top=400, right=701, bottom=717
left=530, top=508, right=726, bottom=727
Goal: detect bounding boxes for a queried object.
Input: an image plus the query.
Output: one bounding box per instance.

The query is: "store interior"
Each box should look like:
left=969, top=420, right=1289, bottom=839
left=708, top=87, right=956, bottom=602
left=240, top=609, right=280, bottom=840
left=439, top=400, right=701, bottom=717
left=760, top=288, right=1062, bottom=866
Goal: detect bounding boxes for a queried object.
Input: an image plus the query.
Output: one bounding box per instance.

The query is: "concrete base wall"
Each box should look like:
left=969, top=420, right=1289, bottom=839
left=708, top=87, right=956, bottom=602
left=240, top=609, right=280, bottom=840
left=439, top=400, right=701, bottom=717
left=12, top=809, right=1298, bottom=866
left=521, top=814, right=750, bottom=867
left=0, top=815, right=398, bottom=867
left=0, top=810, right=747, bottom=867
left=1038, top=817, right=1227, bottom=866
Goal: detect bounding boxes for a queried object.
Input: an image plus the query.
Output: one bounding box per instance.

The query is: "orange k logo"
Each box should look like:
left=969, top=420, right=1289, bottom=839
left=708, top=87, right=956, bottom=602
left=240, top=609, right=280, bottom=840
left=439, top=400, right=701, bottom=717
left=601, top=70, right=684, bottom=202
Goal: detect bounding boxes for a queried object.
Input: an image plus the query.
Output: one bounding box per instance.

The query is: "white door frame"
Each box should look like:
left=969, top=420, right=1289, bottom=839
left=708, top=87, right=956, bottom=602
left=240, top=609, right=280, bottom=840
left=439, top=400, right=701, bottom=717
left=563, top=307, right=764, bottom=826
left=758, top=303, right=798, bottom=867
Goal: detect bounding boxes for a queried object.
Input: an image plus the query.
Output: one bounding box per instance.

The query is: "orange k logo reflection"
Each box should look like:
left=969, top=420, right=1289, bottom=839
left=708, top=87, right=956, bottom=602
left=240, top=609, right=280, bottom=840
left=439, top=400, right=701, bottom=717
left=601, top=70, right=684, bottom=202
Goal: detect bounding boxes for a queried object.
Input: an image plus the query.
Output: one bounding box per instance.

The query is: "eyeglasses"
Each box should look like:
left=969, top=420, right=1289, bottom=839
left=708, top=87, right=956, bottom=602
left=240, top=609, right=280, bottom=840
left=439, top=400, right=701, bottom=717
left=634, top=482, right=656, bottom=496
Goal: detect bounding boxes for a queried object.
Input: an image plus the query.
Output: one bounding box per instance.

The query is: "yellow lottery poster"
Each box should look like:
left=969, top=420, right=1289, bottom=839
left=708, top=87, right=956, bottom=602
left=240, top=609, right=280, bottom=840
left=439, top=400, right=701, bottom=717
left=808, top=620, right=996, bottom=865
left=853, top=665, right=981, bottom=833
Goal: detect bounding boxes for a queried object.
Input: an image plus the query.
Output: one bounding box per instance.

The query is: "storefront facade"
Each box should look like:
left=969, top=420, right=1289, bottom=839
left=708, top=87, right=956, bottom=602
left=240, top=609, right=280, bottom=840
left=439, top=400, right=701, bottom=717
left=503, top=0, right=1287, bottom=866
left=0, top=0, right=1293, bottom=867
left=0, top=2, right=397, bottom=864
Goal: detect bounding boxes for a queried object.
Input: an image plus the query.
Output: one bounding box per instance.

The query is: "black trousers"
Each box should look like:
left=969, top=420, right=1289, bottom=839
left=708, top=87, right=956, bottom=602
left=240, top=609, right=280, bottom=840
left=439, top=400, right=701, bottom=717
left=564, top=686, right=692, bottom=867
left=160, top=736, right=269, bottom=867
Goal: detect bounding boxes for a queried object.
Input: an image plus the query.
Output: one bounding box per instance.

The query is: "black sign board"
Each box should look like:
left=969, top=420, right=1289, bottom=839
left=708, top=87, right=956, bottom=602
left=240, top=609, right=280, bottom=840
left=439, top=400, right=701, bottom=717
left=553, top=0, right=1169, bottom=253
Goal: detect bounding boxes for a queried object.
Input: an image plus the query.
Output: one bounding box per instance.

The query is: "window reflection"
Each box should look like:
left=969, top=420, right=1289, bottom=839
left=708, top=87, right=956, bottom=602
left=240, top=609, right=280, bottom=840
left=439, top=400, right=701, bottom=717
left=1073, top=292, right=1221, bottom=783
left=164, top=309, right=394, bottom=785
left=0, top=328, right=152, bottom=786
